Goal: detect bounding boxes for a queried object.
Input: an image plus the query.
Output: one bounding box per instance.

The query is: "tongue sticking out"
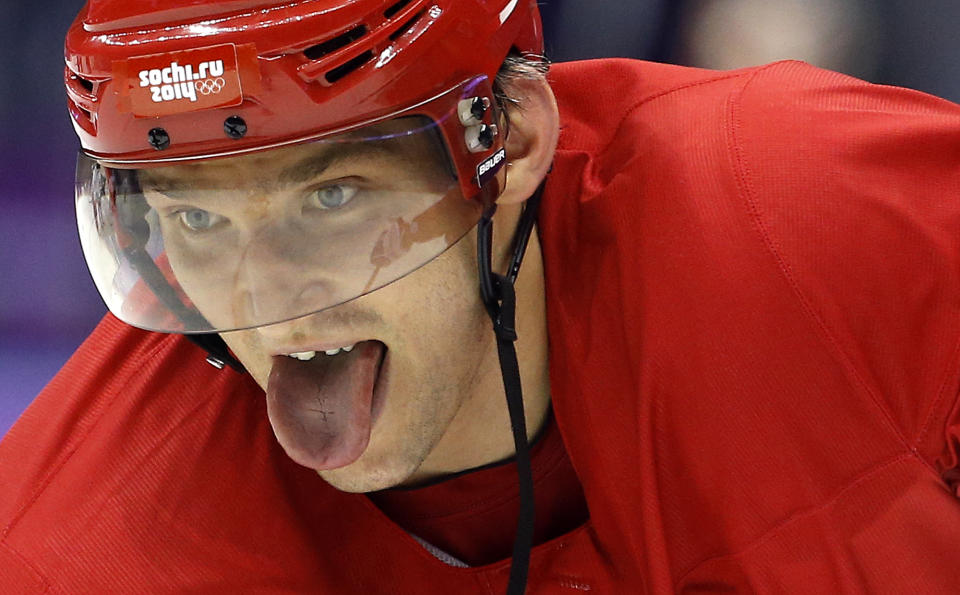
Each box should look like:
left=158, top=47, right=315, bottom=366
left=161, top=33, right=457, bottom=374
left=266, top=341, right=385, bottom=470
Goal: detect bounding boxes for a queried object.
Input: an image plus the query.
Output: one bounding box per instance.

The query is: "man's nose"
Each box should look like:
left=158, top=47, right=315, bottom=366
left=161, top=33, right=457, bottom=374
left=228, top=225, right=334, bottom=329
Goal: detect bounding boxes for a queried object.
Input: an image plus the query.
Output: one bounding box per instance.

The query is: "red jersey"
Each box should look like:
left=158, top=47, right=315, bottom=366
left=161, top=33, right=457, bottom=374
left=3, top=59, right=960, bottom=593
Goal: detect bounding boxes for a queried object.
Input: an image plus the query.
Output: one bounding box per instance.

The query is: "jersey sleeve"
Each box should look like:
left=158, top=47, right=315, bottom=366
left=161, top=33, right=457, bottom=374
left=0, top=541, right=53, bottom=594
left=731, top=60, right=960, bottom=490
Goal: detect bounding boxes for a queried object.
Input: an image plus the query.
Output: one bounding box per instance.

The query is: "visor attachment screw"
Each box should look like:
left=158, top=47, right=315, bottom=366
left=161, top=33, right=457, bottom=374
left=224, top=115, right=248, bottom=139
left=147, top=127, right=170, bottom=150
left=458, top=96, right=491, bottom=126
left=465, top=123, right=498, bottom=153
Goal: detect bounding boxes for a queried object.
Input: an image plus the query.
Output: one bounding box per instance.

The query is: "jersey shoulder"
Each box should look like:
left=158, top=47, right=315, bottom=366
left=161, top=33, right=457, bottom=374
left=548, top=58, right=960, bottom=452
left=0, top=315, right=175, bottom=524
left=734, top=60, right=960, bottom=452
left=549, top=58, right=763, bottom=157
left=0, top=316, right=276, bottom=588
left=542, top=60, right=960, bottom=583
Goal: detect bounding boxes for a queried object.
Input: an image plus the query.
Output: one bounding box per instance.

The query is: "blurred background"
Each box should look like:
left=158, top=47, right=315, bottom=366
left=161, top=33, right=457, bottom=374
left=1, top=0, right=959, bottom=436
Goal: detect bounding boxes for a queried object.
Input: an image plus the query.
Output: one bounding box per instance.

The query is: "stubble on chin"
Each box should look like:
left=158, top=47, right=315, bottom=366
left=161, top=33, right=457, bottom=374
left=315, top=430, right=430, bottom=493
left=318, top=461, right=414, bottom=493
left=314, top=366, right=476, bottom=493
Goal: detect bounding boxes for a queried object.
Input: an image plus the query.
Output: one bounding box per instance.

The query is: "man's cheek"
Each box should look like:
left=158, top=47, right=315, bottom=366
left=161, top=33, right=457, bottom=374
left=221, top=332, right=269, bottom=387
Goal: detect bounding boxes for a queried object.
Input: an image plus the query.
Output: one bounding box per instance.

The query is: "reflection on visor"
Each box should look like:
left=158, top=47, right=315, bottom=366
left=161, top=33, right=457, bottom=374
left=76, top=115, right=482, bottom=333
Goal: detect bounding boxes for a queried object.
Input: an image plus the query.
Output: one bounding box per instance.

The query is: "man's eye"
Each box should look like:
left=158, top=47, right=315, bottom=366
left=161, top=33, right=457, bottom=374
left=307, top=185, right=358, bottom=210
left=176, top=208, right=225, bottom=232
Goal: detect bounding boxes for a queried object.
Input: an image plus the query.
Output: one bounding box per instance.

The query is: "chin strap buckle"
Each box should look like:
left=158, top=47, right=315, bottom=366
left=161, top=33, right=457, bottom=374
left=186, top=334, right=246, bottom=373
left=205, top=355, right=227, bottom=370
left=488, top=273, right=519, bottom=343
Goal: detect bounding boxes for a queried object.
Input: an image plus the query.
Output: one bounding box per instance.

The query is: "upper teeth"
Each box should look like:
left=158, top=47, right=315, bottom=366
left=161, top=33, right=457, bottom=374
left=287, top=344, right=355, bottom=361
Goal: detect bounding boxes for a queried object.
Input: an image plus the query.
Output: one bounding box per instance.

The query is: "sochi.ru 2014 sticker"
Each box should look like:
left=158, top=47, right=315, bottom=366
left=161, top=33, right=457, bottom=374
left=116, top=44, right=247, bottom=118
left=138, top=58, right=226, bottom=104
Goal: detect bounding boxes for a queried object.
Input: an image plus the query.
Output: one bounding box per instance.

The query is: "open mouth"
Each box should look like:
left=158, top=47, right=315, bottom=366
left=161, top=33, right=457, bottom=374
left=266, top=340, right=389, bottom=471
left=284, top=344, right=358, bottom=360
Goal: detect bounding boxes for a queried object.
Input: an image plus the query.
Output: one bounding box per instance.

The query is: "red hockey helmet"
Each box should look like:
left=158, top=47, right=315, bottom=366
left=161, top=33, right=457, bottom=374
left=67, top=0, right=543, bottom=333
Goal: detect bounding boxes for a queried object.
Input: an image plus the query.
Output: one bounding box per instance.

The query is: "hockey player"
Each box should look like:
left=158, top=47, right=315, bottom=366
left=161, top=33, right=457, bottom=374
left=2, top=1, right=960, bottom=593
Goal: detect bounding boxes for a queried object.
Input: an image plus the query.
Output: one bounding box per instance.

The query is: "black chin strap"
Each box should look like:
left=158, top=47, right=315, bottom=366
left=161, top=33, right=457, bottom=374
left=477, top=181, right=545, bottom=595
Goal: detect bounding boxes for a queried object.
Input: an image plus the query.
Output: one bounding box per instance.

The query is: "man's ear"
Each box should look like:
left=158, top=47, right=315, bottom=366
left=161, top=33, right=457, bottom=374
left=497, top=76, right=559, bottom=205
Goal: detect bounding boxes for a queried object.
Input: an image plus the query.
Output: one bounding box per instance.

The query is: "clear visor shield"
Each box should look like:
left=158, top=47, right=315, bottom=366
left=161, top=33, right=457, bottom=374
left=76, top=113, right=482, bottom=333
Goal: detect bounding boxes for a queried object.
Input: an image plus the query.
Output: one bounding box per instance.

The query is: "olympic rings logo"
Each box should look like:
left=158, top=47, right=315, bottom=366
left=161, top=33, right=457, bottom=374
left=195, top=77, right=226, bottom=95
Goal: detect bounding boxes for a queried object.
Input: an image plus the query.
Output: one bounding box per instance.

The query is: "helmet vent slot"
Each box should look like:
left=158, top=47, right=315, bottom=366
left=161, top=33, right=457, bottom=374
left=389, top=10, right=425, bottom=41
left=325, top=50, right=374, bottom=84
left=384, top=0, right=414, bottom=19
left=76, top=76, right=94, bottom=93
left=304, top=25, right=368, bottom=60
left=68, top=98, right=96, bottom=134
left=74, top=101, right=92, bottom=120
left=66, top=69, right=97, bottom=98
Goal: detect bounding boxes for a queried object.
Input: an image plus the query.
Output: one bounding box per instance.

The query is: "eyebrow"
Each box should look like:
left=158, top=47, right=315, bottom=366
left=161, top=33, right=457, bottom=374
left=141, top=141, right=401, bottom=198
left=276, top=142, right=399, bottom=185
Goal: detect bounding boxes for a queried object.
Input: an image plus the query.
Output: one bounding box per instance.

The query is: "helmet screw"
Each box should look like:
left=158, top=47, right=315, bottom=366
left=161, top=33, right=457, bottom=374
left=147, top=127, right=170, bottom=150
left=458, top=96, right=492, bottom=126
left=477, top=124, right=496, bottom=149
left=471, top=97, right=490, bottom=122
left=224, top=115, right=248, bottom=139
left=465, top=124, right=498, bottom=153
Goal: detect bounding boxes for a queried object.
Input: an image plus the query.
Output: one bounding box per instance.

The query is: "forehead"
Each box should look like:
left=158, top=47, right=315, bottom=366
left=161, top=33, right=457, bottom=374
left=139, top=116, right=448, bottom=188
